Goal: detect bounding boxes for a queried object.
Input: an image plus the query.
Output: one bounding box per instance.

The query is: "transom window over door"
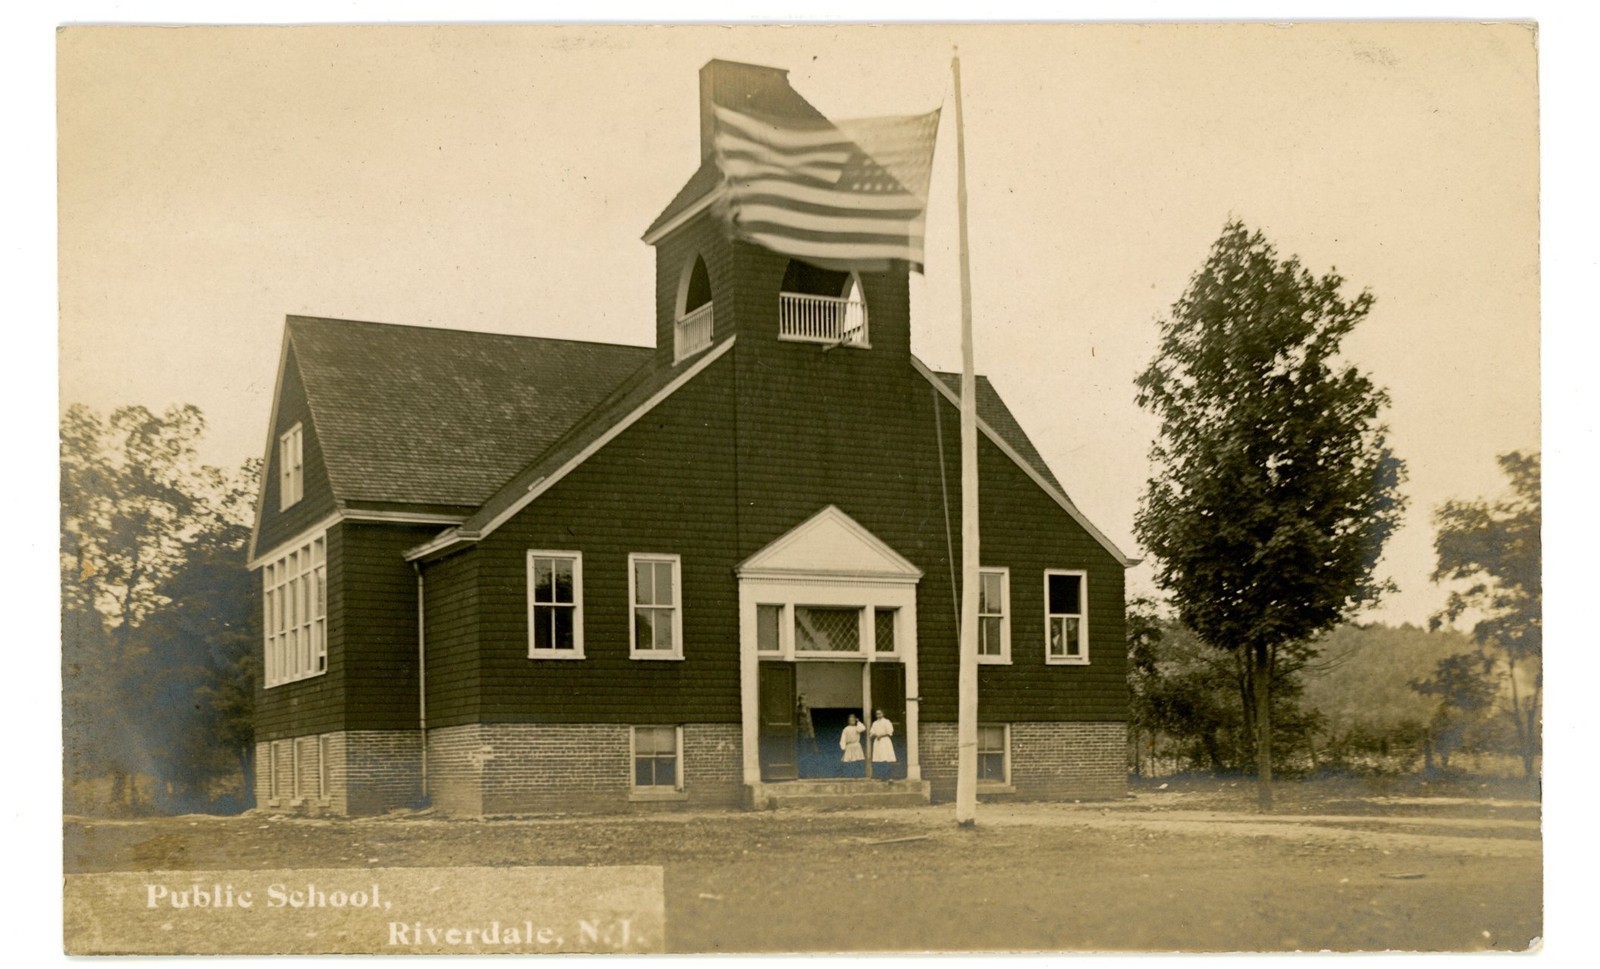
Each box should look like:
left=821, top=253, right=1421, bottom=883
left=1045, top=570, right=1088, bottom=664
left=630, top=554, right=683, bottom=659
left=527, top=551, right=583, bottom=658
left=795, top=606, right=861, bottom=653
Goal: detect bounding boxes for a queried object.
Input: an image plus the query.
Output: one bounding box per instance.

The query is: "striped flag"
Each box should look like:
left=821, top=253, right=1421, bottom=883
left=711, top=103, right=941, bottom=272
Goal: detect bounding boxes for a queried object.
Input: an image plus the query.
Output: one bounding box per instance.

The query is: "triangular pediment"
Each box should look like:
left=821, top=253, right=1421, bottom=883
left=737, top=506, right=922, bottom=581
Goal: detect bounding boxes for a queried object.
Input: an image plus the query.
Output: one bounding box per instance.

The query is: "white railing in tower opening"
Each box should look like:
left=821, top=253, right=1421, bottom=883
left=674, top=302, right=715, bottom=361
left=779, top=293, right=870, bottom=347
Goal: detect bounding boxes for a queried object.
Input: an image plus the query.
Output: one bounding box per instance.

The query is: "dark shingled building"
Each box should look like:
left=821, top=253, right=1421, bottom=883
left=248, top=59, right=1135, bottom=816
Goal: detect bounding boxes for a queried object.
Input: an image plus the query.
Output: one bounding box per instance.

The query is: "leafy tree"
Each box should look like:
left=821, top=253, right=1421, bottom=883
left=1431, top=451, right=1541, bottom=777
left=61, top=404, right=258, bottom=812
left=1134, top=221, right=1407, bottom=809
left=1409, top=651, right=1497, bottom=771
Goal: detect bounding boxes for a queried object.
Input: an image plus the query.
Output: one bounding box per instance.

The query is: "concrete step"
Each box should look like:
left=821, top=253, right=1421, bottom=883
left=747, top=779, right=931, bottom=810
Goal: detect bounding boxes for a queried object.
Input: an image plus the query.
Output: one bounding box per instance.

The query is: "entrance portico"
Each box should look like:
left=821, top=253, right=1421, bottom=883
left=736, top=506, right=923, bottom=793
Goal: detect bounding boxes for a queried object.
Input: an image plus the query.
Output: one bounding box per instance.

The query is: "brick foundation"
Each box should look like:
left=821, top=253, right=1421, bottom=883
left=919, top=721, right=1126, bottom=802
left=256, top=721, right=1119, bottom=815
left=255, top=731, right=421, bottom=816
left=425, top=723, right=743, bottom=816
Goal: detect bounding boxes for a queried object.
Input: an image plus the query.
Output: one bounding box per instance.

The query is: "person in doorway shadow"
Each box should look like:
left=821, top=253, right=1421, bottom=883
left=797, top=693, right=818, bottom=754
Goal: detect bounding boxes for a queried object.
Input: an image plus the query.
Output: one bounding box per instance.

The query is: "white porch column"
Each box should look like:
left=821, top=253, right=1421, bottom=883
left=738, top=598, right=762, bottom=785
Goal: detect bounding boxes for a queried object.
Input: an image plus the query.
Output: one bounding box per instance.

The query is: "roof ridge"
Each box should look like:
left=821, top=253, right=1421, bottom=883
left=287, top=314, right=652, bottom=353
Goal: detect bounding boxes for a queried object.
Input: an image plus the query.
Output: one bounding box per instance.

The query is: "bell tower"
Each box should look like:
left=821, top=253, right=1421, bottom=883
left=641, top=60, right=913, bottom=369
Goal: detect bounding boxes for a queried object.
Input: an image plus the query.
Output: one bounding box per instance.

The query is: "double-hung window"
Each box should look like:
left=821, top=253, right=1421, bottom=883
left=632, top=725, right=682, bottom=791
left=978, top=723, right=1010, bottom=784
left=978, top=568, right=1010, bottom=663
left=630, top=554, right=682, bottom=659
left=263, top=532, right=327, bottom=686
left=527, top=551, right=583, bottom=658
left=1045, top=570, right=1088, bottom=664
left=278, top=423, right=304, bottom=509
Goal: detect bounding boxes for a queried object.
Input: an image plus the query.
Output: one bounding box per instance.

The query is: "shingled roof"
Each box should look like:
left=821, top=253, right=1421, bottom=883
left=278, top=316, right=1116, bottom=562
left=287, top=316, right=652, bottom=508
left=926, top=369, right=1065, bottom=493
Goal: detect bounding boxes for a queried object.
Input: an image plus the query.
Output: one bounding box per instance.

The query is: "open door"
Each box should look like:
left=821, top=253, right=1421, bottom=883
left=758, top=662, right=798, bottom=781
left=869, top=663, right=907, bottom=779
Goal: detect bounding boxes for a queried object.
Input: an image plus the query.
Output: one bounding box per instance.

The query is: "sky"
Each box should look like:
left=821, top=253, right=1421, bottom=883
left=56, top=22, right=1539, bottom=629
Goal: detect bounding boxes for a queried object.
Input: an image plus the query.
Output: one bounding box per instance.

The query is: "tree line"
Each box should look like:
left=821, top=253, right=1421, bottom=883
left=61, top=404, right=258, bottom=814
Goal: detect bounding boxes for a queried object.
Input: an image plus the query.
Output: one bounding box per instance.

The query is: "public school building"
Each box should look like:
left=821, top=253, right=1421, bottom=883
left=247, top=59, right=1134, bottom=816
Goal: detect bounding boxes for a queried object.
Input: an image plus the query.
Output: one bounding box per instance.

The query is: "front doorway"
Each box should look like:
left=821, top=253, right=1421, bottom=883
left=736, top=505, right=923, bottom=790
left=759, top=660, right=907, bottom=781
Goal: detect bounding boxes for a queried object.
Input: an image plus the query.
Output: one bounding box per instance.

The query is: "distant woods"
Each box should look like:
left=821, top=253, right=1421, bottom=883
left=61, top=403, right=260, bottom=815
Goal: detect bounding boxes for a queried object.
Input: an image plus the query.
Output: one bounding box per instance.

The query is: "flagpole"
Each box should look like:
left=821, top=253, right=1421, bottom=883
left=951, top=50, right=980, bottom=828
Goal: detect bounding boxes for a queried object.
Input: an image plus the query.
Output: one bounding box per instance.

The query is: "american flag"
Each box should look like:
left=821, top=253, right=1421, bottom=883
left=711, top=103, right=942, bottom=272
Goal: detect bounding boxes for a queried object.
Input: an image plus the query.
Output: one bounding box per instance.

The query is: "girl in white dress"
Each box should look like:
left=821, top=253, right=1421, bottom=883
left=869, top=709, right=896, bottom=780
left=839, top=714, right=867, bottom=775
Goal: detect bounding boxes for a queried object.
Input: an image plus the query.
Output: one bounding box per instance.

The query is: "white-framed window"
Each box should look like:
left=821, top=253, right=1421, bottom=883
left=527, top=551, right=583, bottom=658
left=756, top=604, right=784, bottom=654
left=978, top=723, right=1010, bottom=785
left=263, top=532, right=327, bottom=687
left=631, top=725, right=683, bottom=791
left=278, top=423, right=304, bottom=509
left=1045, top=570, right=1089, bottom=664
left=978, top=568, right=1011, bottom=663
left=873, top=607, right=898, bottom=654
left=629, top=554, right=683, bottom=659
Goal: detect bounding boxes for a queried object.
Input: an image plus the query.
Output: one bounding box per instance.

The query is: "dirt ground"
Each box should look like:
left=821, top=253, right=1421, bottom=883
left=64, top=776, right=1541, bottom=953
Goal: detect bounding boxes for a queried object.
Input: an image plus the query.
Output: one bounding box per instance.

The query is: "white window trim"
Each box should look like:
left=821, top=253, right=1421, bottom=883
left=629, top=725, right=687, bottom=801
left=978, top=567, right=1011, bottom=665
left=262, top=530, right=328, bottom=688
left=1044, top=569, right=1090, bottom=665
left=872, top=606, right=901, bottom=657
left=977, top=722, right=1013, bottom=790
left=291, top=738, right=303, bottom=804
left=278, top=423, right=304, bottom=510
left=317, top=735, right=331, bottom=802
left=739, top=578, right=916, bottom=664
left=526, top=550, right=585, bottom=659
left=755, top=603, right=787, bottom=656
left=629, top=553, right=684, bottom=660
left=267, top=741, right=280, bottom=803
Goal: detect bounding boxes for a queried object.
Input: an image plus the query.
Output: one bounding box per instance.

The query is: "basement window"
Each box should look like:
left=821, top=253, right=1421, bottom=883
left=978, top=724, right=1011, bottom=786
left=631, top=726, right=684, bottom=797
